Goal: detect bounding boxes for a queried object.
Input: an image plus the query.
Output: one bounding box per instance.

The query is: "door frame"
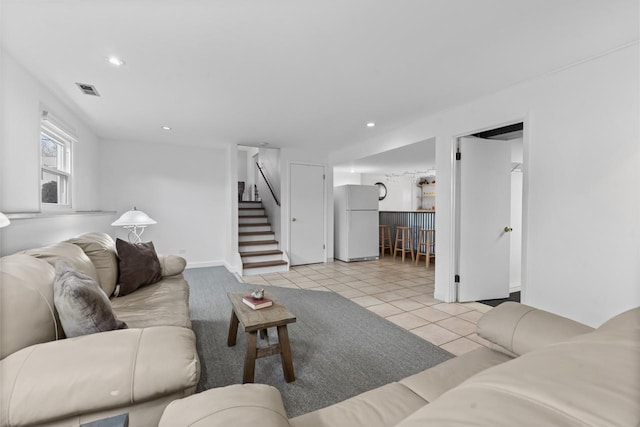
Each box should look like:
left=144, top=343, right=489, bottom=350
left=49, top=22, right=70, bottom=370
left=288, top=161, right=327, bottom=264
left=449, top=117, right=530, bottom=302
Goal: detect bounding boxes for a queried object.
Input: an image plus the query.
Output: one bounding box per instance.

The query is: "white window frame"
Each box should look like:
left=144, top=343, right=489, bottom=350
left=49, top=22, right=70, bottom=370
left=40, top=110, right=75, bottom=210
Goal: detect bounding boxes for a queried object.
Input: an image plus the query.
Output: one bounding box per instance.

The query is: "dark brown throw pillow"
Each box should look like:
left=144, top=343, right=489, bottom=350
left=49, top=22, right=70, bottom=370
left=115, top=238, right=163, bottom=296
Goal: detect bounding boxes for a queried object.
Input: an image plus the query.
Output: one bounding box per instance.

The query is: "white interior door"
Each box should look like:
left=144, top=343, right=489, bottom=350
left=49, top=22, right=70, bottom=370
left=290, top=163, right=325, bottom=265
left=457, top=136, right=512, bottom=301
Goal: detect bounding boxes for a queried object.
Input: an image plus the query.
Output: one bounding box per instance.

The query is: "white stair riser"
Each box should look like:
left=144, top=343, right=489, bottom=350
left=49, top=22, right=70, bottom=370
left=241, top=253, right=283, bottom=263
left=239, top=217, right=268, bottom=224
left=243, top=264, right=289, bottom=276
left=239, top=209, right=265, bottom=216
left=240, top=243, right=279, bottom=252
left=239, top=225, right=271, bottom=233
left=239, top=202, right=262, bottom=209
left=239, top=233, right=275, bottom=242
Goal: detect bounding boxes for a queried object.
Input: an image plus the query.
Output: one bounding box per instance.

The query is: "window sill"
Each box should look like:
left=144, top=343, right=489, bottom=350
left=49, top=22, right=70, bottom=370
left=5, top=210, right=117, bottom=220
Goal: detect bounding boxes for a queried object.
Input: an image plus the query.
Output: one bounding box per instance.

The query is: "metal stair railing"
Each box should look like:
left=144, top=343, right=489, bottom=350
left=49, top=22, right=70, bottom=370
left=256, top=162, right=280, bottom=207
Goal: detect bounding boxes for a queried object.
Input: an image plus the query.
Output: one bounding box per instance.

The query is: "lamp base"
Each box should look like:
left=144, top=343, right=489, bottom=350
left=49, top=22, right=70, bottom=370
left=123, top=225, right=147, bottom=243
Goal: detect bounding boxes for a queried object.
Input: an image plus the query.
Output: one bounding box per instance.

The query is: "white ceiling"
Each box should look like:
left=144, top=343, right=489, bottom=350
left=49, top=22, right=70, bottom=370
left=1, top=1, right=637, bottom=153
left=334, top=138, right=435, bottom=175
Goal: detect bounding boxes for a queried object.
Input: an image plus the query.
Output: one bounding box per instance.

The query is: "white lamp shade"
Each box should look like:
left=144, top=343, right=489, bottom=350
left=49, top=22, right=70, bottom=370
left=111, top=207, right=156, bottom=226
left=0, top=212, right=10, bottom=228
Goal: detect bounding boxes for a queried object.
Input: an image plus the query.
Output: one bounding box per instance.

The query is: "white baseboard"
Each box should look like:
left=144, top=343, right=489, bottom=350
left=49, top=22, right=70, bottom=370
left=509, top=285, right=522, bottom=293
left=186, top=260, right=243, bottom=274
left=185, top=261, right=223, bottom=269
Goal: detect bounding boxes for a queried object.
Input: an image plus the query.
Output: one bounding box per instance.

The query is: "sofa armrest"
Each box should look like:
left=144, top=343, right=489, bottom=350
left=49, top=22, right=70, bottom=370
left=159, top=384, right=290, bottom=427
left=477, top=302, right=594, bottom=357
left=1, top=326, right=199, bottom=427
left=158, top=254, right=187, bottom=277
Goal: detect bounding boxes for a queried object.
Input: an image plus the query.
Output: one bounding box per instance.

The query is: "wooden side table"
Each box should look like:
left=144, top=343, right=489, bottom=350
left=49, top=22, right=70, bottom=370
left=227, top=291, right=297, bottom=383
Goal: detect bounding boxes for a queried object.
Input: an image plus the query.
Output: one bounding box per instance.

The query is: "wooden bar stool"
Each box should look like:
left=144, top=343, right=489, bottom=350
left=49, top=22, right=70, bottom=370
left=379, top=225, right=392, bottom=257
left=393, top=226, right=415, bottom=262
left=416, top=228, right=435, bottom=267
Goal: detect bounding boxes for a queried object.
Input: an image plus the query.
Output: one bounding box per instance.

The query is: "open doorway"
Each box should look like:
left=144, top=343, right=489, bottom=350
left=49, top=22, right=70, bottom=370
left=453, top=122, right=524, bottom=303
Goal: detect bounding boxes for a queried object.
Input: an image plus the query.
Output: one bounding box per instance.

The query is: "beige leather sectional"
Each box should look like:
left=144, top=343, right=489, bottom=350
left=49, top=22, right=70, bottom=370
left=160, top=302, right=640, bottom=427
left=0, top=233, right=200, bottom=427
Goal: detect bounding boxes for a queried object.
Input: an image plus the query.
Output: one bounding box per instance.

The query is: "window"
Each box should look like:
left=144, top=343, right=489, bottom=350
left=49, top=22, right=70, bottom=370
left=40, top=111, right=75, bottom=207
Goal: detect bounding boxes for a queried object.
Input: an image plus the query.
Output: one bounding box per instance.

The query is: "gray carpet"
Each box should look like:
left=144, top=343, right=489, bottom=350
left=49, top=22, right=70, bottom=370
left=185, top=266, right=453, bottom=418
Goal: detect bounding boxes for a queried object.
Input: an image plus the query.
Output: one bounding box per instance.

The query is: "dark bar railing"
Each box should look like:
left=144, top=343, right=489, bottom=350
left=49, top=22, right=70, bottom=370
left=256, top=162, right=280, bottom=207
left=379, top=211, right=435, bottom=254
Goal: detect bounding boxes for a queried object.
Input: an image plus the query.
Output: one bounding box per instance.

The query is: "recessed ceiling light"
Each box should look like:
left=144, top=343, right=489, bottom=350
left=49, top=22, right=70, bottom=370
left=366, top=122, right=376, bottom=127
left=107, top=56, right=125, bottom=67
left=161, top=126, right=172, bottom=131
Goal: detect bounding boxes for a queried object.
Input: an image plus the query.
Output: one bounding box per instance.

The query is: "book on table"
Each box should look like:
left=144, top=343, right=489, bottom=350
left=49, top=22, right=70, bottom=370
left=242, top=295, right=273, bottom=310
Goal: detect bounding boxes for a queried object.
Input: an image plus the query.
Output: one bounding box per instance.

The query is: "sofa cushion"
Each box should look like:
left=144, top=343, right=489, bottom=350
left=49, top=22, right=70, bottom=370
left=0, top=254, right=59, bottom=359
left=66, top=232, right=118, bottom=297
left=22, top=242, right=100, bottom=284
left=1, top=326, right=199, bottom=427
left=160, top=384, right=289, bottom=427
left=399, top=347, right=512, bottom=403
left=53, top=260, right=127, bottom=337
left=159, top=254, right=187, bottom=277
left=111, top=276, right=192, bottom=329
left=597, top=306, right=640, bottom=331
left=290, top=382, right=426, bottom=427
left=115, top=239, right=163, bottom=296
left=396, top=315, right=640, bottom=427
left=477, top=302, right=593, bottom=357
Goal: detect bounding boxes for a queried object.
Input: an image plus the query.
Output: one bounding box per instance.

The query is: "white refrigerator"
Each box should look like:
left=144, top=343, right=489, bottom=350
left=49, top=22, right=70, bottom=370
left=334, top=185, right=379, bottom=262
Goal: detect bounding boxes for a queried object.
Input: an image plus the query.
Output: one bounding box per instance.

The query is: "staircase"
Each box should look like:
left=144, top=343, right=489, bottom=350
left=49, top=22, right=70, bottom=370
left=239, top=201, right=288, bottom=275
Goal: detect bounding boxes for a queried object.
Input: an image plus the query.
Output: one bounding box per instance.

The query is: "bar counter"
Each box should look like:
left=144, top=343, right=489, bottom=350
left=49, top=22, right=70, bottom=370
left=379, top=211, right=435, bottom=255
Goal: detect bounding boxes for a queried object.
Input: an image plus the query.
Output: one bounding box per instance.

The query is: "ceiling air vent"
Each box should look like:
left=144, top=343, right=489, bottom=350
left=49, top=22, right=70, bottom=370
left=75, top=82, right=100, bottom=96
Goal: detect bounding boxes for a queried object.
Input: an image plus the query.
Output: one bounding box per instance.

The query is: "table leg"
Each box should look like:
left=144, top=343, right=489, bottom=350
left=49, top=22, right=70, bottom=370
left=426, top=231, right=431, bottom=268
left=243, top=331, right=258, bottom=383
left=277, top=325, right=295, bottom=382
left=227, top=310, right=239, bottom=347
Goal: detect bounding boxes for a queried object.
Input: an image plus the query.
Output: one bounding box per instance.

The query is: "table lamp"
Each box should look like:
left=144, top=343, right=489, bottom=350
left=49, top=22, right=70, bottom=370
left=111, top=206, right=156, bottom=243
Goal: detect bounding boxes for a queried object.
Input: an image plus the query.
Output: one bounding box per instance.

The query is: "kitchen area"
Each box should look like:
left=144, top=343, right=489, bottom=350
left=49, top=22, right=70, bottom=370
left=333, top=138, right=437, bottom=264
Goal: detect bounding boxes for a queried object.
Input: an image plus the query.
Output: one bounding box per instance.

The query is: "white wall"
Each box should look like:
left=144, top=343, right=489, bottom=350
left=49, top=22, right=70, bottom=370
left=256, top=147, right=282, bottom=245
left=0, top=50, right=106, bottom=255
left=99, top=139, right=232, bottom=268
left=361, top=174, right=419, bottom=211
left=330, top=45, right=639, bottom=327
left=245, top=147, right=259, bottom=201
left=333, top=171, right=362, bottom=187
left=237, top=150, right=248, bottom=183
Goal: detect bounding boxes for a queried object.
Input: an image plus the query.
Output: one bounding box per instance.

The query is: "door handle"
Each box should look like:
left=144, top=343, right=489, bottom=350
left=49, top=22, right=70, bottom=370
left=504, top=226, right=513, bottom=233
left=292, top=218, right=297, bottom=222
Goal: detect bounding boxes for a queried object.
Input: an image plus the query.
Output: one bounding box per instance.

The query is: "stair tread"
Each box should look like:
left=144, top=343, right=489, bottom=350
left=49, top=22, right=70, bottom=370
left=239, top=231, right=274, bottom=236
left=239, top=240, right=278, bottom=246
left=243, top=260, right=288, bottom=269
left=239, top=215, right=268, bottom=219
left=239, top=207, right=264, bottom=210
left=239, top=223, right=271, bottom=227
left=240, top=250, right=283, bottom=257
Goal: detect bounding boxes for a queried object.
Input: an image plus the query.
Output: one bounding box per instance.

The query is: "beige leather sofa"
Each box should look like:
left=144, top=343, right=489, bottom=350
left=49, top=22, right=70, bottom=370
left=160, top=302, right=640, bottom=427
left=0, top=233, right=200, bottom=427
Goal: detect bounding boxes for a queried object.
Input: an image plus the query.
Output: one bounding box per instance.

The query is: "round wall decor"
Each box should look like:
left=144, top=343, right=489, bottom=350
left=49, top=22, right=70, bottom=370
left=375, top=182, right=387, bottom=201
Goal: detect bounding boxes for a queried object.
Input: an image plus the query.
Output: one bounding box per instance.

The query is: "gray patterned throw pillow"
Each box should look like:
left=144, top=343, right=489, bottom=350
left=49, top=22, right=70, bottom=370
left=53, top=260, right=127, bottom=337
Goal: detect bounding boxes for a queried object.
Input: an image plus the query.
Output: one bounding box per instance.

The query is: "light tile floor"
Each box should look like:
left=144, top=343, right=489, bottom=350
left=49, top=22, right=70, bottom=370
left=243, top=256, right=494, bottom=356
